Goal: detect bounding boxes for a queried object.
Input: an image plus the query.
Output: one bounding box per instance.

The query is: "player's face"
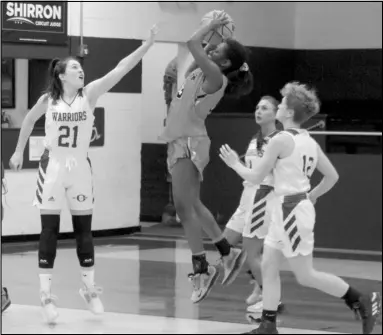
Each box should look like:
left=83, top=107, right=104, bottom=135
left=276, top=97, right=291, bottom=122
left=208, top=42, right=230, bottom=68
left=255, top=99, right=276, bottom=126
left=60, top=60, right=85, bottom=89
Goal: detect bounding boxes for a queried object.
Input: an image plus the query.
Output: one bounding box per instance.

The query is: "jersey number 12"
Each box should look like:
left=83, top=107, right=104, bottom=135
left=58, top=125, right=78, bottom=148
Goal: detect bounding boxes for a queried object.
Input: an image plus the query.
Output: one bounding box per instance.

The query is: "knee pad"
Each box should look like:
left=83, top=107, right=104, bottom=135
left=39, top=215, right=60, bottom=269
left=72, top=215, right=94, bottom=268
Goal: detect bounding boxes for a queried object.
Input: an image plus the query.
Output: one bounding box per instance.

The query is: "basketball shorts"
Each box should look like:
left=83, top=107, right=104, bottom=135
left=167, top=136, right=210, bottom=181
left=265, top=193, right=315, bottom=258
left=226, top=185, right=276, bottom=239
left=33, top=149, right=94, bottom=214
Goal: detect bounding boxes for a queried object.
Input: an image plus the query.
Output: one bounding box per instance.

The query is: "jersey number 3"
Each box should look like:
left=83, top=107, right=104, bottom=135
left=302, top=155, right=315, bottom=177
left=58, top=125, right=78, bottom=148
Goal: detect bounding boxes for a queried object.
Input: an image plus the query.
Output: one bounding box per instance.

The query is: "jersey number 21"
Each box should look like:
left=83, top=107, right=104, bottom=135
left=58, top=125, right=78, bottom=148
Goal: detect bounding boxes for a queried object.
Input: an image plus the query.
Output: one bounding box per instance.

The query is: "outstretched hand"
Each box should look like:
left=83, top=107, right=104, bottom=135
left=147, top=24, right=159, bottom=45
left=219, top=144, right=240, bottom=168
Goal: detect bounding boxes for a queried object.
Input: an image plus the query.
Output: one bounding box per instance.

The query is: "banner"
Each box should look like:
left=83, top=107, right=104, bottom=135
left=1, top=1, right=67, bottom=45
left=90, top=108, right=105, bottom=147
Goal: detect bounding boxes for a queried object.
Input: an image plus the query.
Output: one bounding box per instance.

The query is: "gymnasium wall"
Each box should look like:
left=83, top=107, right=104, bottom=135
left=2, top=1, right=297, bottom=237
left=140, top=2, right=383, bottom=254
left=2, top=59, right=29, bottom=128
left=294, top=2, right=382, bottom=49
left=293, top=1, right=382, bottom=125
left=2, top=2, right=382, bottom=254
left=67, top=2, right=296, bottom=48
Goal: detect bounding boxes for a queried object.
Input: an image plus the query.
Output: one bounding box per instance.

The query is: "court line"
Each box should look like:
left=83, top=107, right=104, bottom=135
left=2, top=304, right=346, bottom=334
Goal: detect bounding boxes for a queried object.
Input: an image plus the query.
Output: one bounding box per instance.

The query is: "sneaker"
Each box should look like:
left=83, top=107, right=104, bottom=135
left=1, top=287, right=11, bottom=313
left=351, top=292, right=382, bottom=334
left=189, top=265, right=219, bottom=304
left=246, top=281, right=262, bottom=305
left=79, top=285, right=104, bottom=315
left=242, top=320, right=279, bottom=334
left=247, top=301, right=284, bottom=314
left=40, top=291, right=59, bottom=324
left=221, top=248, right=247, bottom=286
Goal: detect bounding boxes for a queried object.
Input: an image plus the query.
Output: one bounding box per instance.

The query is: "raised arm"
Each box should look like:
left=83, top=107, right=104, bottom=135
left=219, top=134, right=292, bottom=185
left=184, top=44, right=217, bottom=79
left=186, top=12, right=229, bottom=91
left=85, top=25, right=159, bottom=108
left=10, top=94, right=49, bottom=171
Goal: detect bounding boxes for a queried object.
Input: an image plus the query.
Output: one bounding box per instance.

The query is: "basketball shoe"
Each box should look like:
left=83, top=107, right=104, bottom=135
left=1, top=287, right=11, bottom=313
left=188, top=265, right=219, bottom=303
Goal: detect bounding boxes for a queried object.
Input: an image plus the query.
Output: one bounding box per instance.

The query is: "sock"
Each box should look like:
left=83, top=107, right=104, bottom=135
left=262, top=309, right=277, bottom=324
left=192, top=253, right=209, bottom=274
left=342, top=286, right=362, bottom=308
left=214, top=237, right=231, bottom=257
left=39, top=274, right=52, bottom=293
left=81, top=268, right=95, bottom=288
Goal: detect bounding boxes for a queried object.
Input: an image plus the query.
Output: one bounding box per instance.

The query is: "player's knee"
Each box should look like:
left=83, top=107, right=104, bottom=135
left=77, top=232, right=95, bottom=267
left=294, top=269, right=315, bottom=287
left=39, top=215, right=60, bottom=269
left=261, top=256, right=278, bottom=279
left=72, top=215, right=95, bottom=268
left=174, top=198, right=196, bottom=221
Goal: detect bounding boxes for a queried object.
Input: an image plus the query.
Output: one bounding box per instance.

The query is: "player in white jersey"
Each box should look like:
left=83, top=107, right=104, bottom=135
left=220, top=82, right=381, bottom=334
left=9, top=25, right=159, bottom=324
left=159, top=12, right=254, bottom=304
left=223, top=96, right=280, bottom=308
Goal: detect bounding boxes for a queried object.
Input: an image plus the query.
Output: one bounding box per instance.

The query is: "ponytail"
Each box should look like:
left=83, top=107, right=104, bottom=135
left=222, top=38, right=254, bottom=99
left=225, top=69, right=254, bottom=98
left=44, top=58, right=63, bottom=104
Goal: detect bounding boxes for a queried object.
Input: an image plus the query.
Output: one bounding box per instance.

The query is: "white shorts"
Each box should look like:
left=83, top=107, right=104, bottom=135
left=226, top=185, right=276, bottom=239
left=33, top=150, right=94, bottom=214
left=265, top=193, right=315, bottom=258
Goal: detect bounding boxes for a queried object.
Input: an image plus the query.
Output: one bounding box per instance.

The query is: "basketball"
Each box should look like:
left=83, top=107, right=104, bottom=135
left=201, top=10, right=235, bottom=46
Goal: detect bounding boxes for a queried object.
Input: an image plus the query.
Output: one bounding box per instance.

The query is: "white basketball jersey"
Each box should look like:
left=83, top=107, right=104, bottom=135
left=243, top=131, right=279, bottom=188
left=44, top=93, right=95, bottom=157
left=273, top=129, right=318, bottom=196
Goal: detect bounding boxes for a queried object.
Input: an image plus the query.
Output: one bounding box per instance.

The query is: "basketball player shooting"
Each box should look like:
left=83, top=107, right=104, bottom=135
left=219, top=82, right=381, bottom=334
left=9, top=25, right=159, bottom=324
left=159, top=10, right=254, bottom=304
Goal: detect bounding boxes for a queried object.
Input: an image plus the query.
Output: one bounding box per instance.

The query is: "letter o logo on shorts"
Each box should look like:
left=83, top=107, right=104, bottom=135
left=77, top=195, right=88, bottom=202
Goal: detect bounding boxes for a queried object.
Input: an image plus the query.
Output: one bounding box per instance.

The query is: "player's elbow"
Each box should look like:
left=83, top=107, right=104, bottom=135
left=331, top=169, right=339, bottom=184
left=24, top=113, right=37, bottom=129
left=334, top=171, right=339, bottom=183
left=327, top=171, right=339, bottom=186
